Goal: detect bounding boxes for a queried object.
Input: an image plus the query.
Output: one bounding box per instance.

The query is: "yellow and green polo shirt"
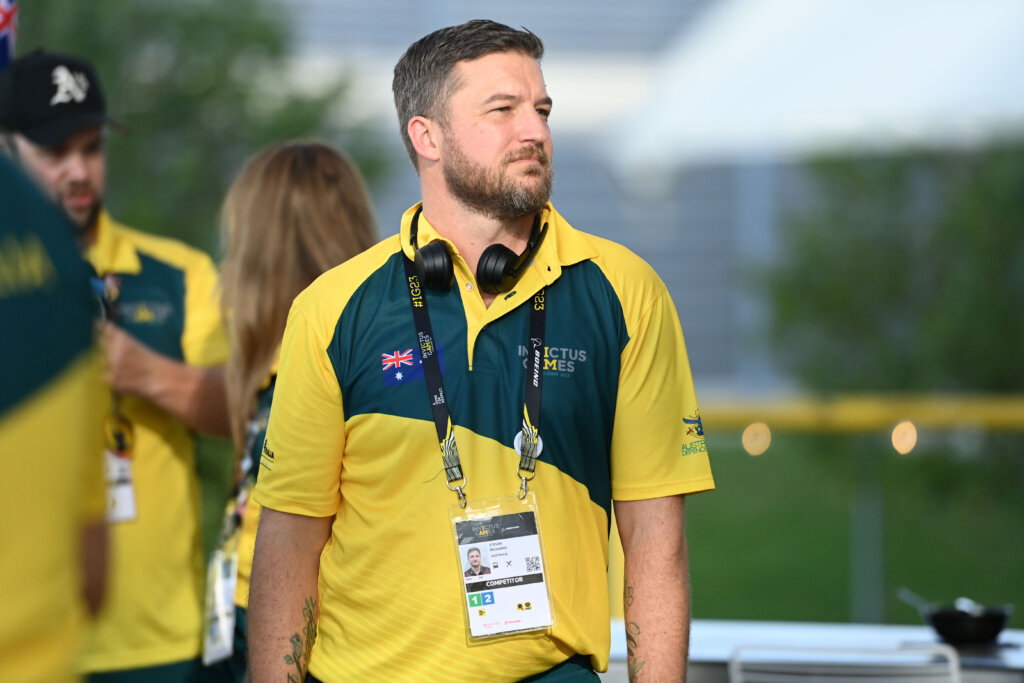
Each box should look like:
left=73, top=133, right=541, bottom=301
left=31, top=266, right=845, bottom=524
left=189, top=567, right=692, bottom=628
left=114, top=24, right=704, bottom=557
left=0, top=157, right=106, bottom=683
left=80, top=211, right=229, bottom=672
left=255, top=203, right=714, bottom=681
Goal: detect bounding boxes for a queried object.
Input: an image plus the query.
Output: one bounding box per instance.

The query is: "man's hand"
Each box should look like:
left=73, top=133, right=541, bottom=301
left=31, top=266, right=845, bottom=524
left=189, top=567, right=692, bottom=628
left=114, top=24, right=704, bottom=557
left=98, top=321, right=230, bottom=436
left=99, top=321, right=160, bottom=396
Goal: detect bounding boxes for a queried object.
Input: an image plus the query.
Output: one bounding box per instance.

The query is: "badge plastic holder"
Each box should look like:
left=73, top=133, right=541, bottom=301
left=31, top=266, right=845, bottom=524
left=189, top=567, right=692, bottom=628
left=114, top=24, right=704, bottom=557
left=202, top=540, right=238, bottom=665
left=450, top=492, right=556, bottom=641
left=103, top=414, right=137, bottom=523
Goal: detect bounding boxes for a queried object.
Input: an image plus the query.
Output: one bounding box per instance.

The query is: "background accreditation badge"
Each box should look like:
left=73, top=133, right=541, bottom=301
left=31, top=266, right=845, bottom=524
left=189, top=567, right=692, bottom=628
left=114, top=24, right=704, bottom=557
left=451, top=494, right=555, bottom=640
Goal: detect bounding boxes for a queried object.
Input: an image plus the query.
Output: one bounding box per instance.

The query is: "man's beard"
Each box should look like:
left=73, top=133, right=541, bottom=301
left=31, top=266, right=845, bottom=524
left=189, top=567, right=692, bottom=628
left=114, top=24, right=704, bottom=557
left=61, top=193, right=102, bottom=238
left=442, top=136, right=553, bottom=222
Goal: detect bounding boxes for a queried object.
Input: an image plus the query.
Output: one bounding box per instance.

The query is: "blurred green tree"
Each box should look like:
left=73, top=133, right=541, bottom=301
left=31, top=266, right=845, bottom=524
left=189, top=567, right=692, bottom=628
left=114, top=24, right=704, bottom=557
left=757, top=144, right=1024, bottom=621
left=765, top=143, right=1024, bottom=394
left=17, top=0, right=389, bottom=253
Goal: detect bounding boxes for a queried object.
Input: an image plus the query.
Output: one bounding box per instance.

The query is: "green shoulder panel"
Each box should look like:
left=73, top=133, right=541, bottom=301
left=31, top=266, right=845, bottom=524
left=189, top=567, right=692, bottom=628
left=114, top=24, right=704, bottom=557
left=0, top=158, right=96, bottom=415
left=109, top=252, right=186, bottom=361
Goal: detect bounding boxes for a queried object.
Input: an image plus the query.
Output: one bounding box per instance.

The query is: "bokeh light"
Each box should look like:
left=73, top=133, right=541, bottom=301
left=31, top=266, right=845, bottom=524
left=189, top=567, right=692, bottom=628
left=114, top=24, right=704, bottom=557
left=742, top=422, right=771, bottom=456
left=892, top=420, right=918, bottom=455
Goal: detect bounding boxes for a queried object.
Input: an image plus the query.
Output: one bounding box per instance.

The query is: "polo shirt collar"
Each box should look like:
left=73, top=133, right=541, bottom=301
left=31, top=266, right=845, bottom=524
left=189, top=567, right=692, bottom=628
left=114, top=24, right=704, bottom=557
left=398, top=202, right=599, bottom=283
left=85, top=210, right=141, bottom=275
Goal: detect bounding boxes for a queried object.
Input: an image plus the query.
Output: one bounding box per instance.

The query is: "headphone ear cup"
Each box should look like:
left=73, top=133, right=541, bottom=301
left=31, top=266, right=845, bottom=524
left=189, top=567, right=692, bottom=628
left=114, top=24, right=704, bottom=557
left=414, top=241, right=454, bottom=291
left=477, top=244, right=517, bottom=294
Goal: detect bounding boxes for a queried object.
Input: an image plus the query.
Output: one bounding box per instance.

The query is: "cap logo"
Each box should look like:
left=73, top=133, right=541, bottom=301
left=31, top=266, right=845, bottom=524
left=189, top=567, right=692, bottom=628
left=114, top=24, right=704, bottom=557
left=49, top=65, right=90, bottom=106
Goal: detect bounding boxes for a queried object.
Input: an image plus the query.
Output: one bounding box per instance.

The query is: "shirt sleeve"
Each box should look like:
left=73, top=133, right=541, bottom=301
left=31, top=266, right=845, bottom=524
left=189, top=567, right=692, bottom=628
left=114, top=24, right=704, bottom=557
left=610, top=282, right=714, bottom=501
left=181, top=251, right=229, bottom=368
left=253, top=300, right=346, bottom=517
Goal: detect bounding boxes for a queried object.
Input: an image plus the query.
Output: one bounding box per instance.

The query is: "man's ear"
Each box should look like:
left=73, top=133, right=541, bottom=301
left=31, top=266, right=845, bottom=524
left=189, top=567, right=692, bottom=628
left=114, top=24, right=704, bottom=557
left=408, top=115, right=442, bottom=164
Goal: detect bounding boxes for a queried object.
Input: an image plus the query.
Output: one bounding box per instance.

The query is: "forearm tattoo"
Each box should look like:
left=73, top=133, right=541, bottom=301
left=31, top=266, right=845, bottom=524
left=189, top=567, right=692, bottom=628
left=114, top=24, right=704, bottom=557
left=284, top=596, right=317, bottom=683
left=626, top=620, right=646, bottom=679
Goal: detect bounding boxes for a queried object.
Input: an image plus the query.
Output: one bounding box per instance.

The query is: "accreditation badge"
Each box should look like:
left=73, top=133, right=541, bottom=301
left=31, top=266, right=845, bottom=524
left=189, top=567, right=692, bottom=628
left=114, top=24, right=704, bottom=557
left=202, top=546, right=238, bottom=665
left=103, top=415, right=137, bottom=523
left=104, top=450, right=137, bottom=522
left=450, top=493, right=555, bottom=640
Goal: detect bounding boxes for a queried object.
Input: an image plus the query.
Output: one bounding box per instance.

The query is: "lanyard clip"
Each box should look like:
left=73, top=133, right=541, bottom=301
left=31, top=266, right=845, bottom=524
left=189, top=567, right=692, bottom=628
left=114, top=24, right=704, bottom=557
left=447, top=479, right=469, bottom=508
left=517, top=475, right=532, bottom=500
left=441, top=429, right=467, bottom=507
left=515, top=416, right=542, bottom=500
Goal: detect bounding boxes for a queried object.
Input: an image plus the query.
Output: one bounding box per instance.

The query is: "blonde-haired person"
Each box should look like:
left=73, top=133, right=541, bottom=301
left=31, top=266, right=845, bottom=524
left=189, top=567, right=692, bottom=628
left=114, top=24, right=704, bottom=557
left=204, top=140, right=377, bottom=681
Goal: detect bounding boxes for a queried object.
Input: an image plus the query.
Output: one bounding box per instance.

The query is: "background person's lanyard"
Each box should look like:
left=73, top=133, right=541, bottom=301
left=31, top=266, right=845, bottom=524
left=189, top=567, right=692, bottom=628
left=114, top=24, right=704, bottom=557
left=89, top=269, right=133, bottom=456
left=402, top=256, right=547, bottom=508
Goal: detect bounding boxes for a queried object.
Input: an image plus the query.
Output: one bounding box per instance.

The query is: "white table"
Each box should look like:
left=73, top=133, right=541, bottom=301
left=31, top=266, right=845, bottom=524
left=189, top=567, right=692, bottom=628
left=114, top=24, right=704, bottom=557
left=599, top=619, right=1024, bottom=683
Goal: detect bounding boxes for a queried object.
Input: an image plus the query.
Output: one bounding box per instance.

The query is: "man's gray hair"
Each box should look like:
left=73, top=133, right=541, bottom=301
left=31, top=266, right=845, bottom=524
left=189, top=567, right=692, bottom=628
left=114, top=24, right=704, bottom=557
left=392, top=19, right=544, bottom=170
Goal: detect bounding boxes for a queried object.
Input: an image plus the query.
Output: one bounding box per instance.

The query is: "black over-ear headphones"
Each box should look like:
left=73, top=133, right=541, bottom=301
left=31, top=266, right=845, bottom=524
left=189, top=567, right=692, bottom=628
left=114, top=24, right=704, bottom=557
left=409, top=207, right=548, bottom=294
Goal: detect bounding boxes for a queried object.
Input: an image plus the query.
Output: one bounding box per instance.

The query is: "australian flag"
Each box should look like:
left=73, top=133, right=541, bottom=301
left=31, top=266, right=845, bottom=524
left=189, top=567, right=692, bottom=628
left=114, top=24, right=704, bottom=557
left=381, top=346, right=442, bottom=387
left=0, top=1, right=16, bottom=72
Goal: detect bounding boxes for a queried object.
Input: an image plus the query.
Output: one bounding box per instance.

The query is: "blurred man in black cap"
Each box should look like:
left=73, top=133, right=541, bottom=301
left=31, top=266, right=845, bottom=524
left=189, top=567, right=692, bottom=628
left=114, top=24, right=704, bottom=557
left=0, top=151, right=107, bottom=683
left=0, top=51, right=113, bottom=236
left=1, top=50, right=230, bottom=682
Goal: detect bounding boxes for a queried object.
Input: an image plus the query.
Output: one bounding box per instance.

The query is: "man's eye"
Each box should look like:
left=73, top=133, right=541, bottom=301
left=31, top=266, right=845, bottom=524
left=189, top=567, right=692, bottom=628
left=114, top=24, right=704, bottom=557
left=537, top=109, right=551, bottom=119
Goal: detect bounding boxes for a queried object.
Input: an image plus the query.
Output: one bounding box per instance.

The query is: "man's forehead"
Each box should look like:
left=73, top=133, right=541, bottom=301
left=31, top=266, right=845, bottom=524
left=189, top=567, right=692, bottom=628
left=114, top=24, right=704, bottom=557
left=451, top=51, right=547, bottom=95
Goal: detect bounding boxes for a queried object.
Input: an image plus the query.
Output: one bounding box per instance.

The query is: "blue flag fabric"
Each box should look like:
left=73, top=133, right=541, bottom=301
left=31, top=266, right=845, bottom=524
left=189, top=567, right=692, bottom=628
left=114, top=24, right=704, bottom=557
left=0, top=1, right=16, bottom=72
left=380, top=345, right=444, bottom=388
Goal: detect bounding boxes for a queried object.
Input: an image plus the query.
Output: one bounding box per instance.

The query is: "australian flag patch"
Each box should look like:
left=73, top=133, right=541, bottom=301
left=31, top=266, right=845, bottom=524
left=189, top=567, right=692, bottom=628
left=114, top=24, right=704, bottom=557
left=380, top=346, right=441, bottom=387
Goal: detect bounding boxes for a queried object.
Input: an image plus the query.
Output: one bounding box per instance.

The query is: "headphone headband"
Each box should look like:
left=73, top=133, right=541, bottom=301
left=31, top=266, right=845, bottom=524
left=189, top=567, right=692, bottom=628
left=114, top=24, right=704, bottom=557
left=409, top=209, right=547, bottom=294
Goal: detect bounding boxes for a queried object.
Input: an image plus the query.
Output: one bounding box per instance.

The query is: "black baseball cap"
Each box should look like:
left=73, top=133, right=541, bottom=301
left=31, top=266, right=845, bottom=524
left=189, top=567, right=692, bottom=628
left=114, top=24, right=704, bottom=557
left=0, top=49, right=121, bottom=147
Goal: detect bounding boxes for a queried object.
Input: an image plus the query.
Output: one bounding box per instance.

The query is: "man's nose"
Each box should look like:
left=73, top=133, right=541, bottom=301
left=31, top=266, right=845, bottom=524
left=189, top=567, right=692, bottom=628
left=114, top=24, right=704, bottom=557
left=518, top=109, right=550, bottom=144
left=63, top=152, right=90, bottom=182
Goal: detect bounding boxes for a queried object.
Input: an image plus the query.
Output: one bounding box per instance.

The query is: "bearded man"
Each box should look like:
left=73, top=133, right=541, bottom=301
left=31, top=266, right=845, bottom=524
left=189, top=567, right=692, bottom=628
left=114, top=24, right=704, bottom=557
left=1, top=50, right=229, bottom=682
left=248, top=20, right=714, bottom=683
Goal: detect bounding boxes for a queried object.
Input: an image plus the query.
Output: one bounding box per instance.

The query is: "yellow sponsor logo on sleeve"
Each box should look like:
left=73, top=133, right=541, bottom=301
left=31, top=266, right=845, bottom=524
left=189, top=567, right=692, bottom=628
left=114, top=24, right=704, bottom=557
left=0, top=234, right=57, bottom=298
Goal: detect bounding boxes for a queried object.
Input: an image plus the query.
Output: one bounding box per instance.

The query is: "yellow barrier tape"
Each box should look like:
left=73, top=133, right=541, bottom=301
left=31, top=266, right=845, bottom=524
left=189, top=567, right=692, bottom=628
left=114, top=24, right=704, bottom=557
left=700, top=394, right=1024, bottom=432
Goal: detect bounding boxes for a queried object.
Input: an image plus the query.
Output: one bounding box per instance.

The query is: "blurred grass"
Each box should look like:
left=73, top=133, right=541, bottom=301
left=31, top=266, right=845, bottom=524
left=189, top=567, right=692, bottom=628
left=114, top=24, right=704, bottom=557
left=688, top=429, right=1024, bottom=625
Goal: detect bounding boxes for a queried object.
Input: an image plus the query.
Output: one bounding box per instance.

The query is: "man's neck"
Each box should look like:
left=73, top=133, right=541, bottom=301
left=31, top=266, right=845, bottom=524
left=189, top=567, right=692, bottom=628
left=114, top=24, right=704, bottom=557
left=75, top=217, right=100, bottom=252
left=420, top=196, right=534, bottom=282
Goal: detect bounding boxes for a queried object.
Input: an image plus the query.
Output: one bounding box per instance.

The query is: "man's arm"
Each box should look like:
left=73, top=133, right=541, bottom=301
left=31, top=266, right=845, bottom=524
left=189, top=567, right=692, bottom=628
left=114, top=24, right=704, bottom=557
left=614, top=494, right=689, bottom=683
left=249, top=507, right=332, bottom=683
left=80, top=520, right=109, bottom=614
left=100, top=321, right=230, bottom=436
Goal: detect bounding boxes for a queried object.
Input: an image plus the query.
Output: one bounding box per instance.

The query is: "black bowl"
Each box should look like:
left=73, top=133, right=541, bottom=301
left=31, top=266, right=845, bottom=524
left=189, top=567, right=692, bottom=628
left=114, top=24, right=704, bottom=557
left=929, top=607, right=1009, bottom=645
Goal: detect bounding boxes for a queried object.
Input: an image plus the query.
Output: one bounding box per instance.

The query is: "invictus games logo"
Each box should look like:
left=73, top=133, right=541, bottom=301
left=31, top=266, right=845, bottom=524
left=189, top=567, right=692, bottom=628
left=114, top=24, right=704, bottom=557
left=517, top=344, right=588, bottom=377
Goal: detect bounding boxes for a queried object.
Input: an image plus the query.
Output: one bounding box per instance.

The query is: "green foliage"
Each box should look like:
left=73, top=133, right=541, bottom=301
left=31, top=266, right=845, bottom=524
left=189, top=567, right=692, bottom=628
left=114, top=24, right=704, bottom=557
left=748, top=145, right=1024, bottom=622
left=764, top=143, right=1024, bottom=393
left=17, top=0, right=388, bottom=253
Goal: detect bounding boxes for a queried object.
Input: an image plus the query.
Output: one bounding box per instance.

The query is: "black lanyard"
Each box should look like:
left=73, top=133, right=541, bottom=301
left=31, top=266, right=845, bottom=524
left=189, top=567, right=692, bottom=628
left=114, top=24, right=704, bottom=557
left=402, top=239, right=547, bottom=507
left=89, top=267, right=132, bottom=453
